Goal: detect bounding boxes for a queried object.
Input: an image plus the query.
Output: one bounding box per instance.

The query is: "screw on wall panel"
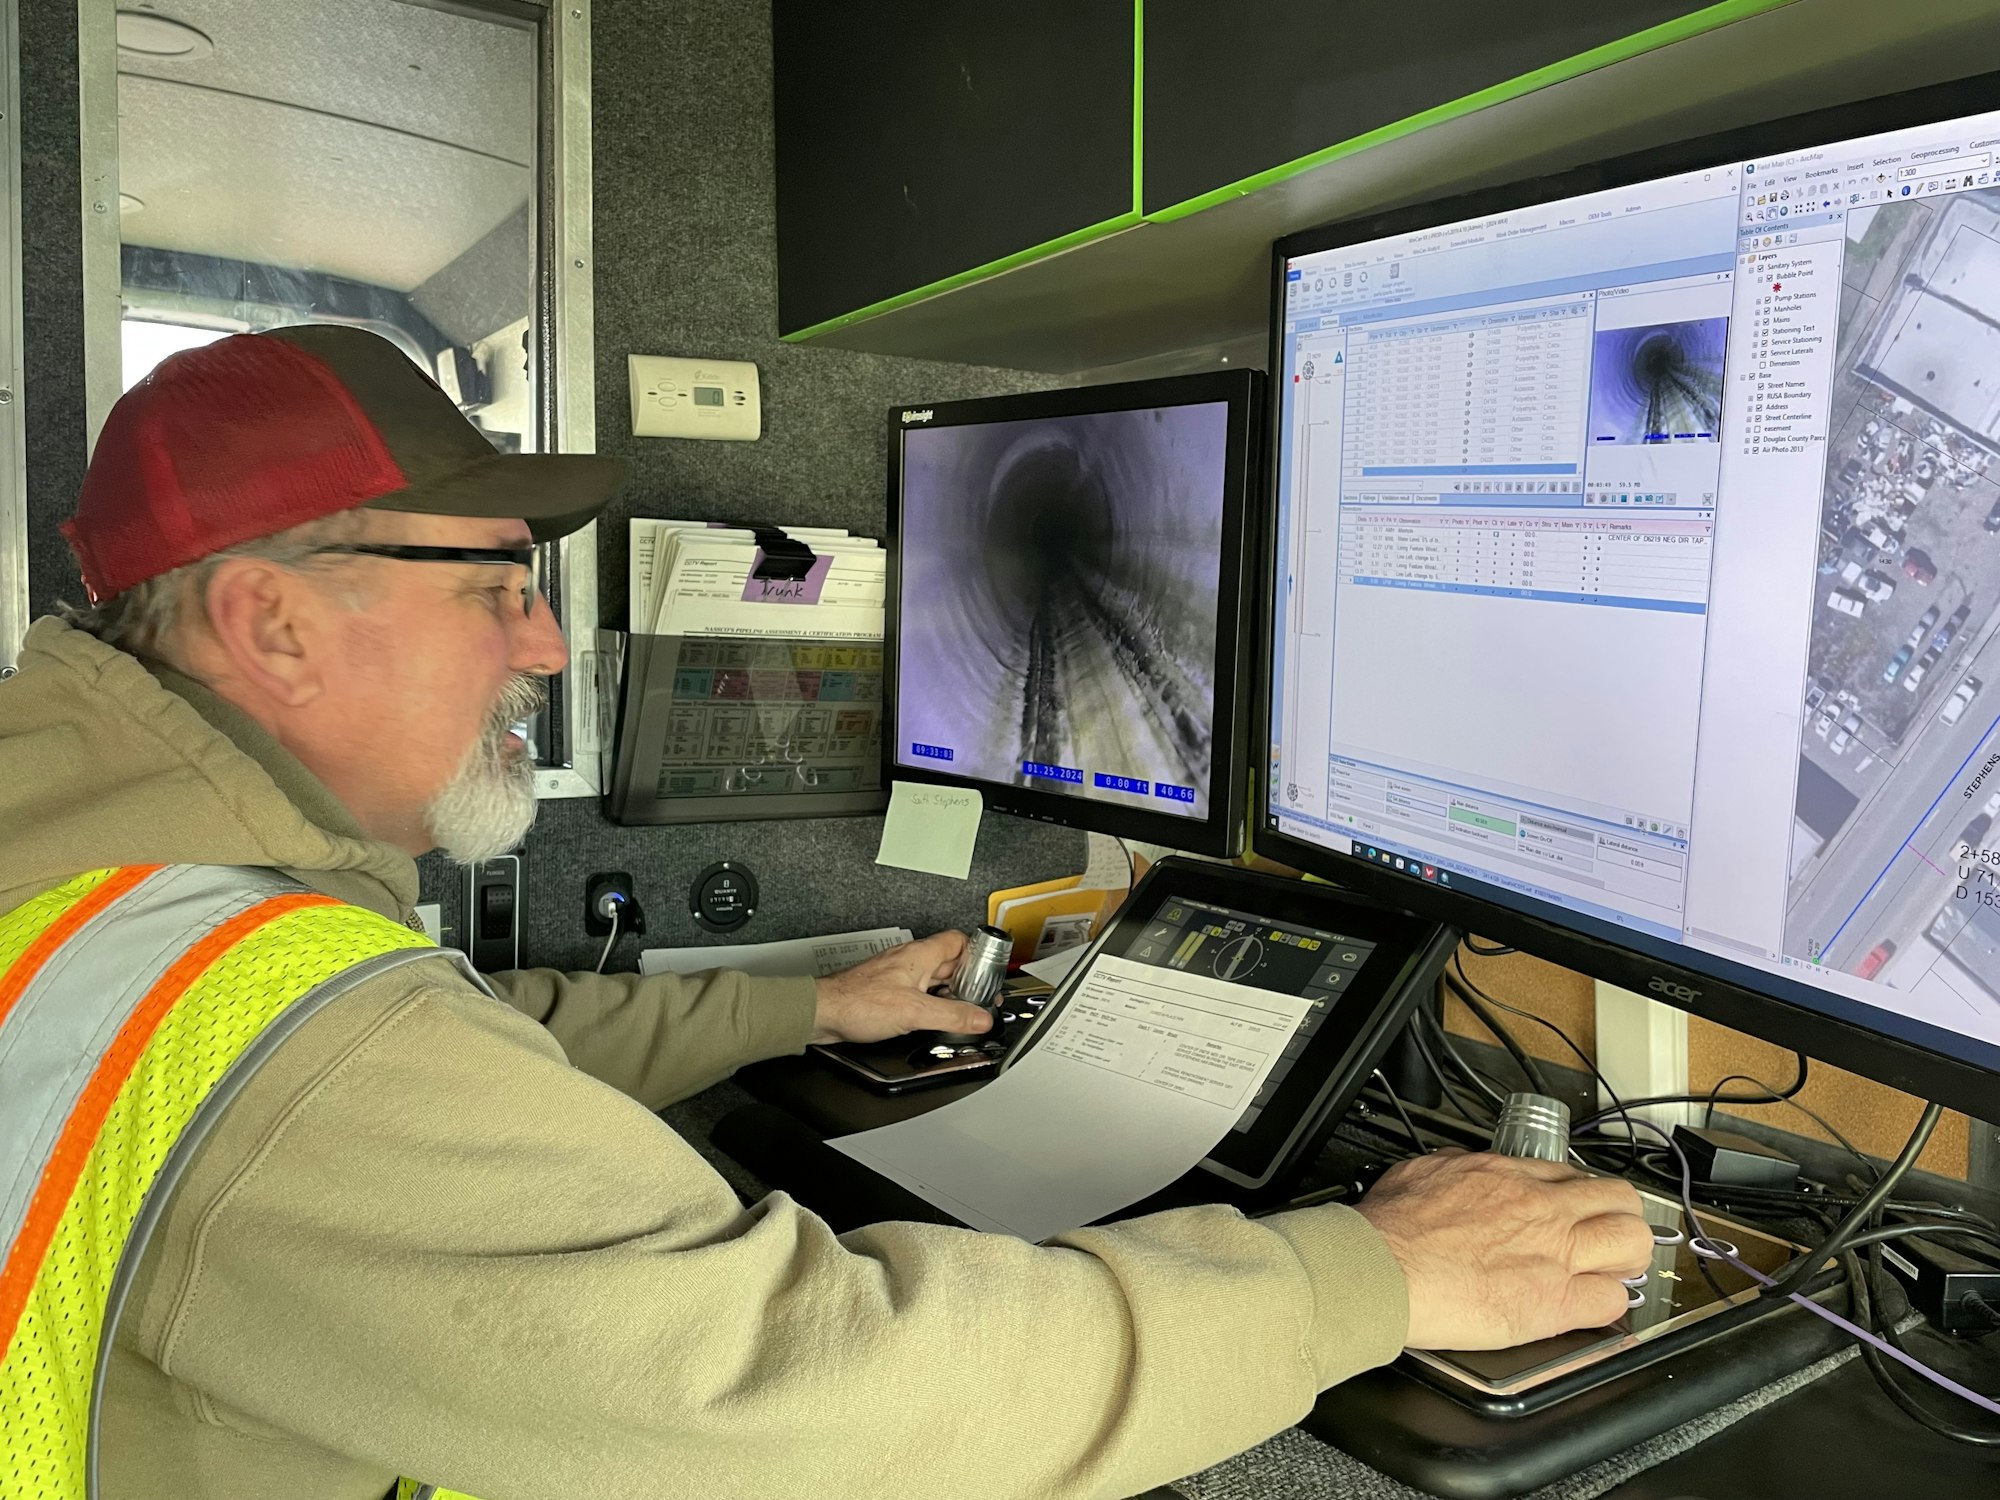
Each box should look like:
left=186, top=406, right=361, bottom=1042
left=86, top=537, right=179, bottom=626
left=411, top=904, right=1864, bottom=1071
left=0, top=389, right=12, bottom=404
left=93, top=201, right=107, bottom=213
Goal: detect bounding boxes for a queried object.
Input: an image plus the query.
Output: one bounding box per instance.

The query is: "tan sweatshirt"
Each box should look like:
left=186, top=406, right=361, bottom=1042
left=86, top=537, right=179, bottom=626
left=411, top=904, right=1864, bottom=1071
left=0, top=618, right=1408, bottom=1500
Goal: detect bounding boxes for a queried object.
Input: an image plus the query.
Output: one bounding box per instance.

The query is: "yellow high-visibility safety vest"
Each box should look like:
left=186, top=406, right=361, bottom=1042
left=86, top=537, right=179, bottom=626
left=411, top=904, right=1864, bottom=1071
left=0, top=865, right=484, bottom=1500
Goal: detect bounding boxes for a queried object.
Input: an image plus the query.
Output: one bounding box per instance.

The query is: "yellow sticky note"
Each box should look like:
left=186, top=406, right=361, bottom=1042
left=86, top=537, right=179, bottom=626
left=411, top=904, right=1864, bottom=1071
left=876, top=782, right=983, bottom=879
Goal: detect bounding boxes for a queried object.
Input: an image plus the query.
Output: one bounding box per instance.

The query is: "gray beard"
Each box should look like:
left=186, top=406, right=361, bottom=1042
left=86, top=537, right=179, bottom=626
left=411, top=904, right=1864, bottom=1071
left=426, top=674, right=545, bottom=865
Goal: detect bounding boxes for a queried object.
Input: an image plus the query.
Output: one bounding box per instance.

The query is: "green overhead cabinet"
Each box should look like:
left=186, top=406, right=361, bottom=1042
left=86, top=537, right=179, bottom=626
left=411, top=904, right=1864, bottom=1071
left=774, top=1, right=2000, bottom=373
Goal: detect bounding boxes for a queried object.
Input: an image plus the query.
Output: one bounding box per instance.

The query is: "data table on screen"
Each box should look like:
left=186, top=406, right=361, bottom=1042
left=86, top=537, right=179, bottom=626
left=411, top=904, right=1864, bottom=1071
left=1340, top=304, right=1590, bottom=481
left=1336, top=510, right=1713, bottom=612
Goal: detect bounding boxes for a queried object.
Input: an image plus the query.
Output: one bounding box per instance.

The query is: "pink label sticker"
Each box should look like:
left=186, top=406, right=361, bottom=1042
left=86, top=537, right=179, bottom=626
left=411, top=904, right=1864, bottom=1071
left=742, top=550, right=832, bottom=604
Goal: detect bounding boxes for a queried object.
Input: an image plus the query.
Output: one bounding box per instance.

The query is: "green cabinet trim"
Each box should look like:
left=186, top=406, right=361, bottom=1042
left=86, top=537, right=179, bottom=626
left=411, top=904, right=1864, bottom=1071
left=1145, top=0, right=1798, bottom=225
left=783, top=0, right=1795, bottom=346
left=778, top=209, right=1146, bottom=344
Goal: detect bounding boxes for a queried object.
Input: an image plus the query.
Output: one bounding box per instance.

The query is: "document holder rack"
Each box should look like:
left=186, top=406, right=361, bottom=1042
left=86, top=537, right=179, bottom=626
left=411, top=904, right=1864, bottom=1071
left=600, top=630, right=889, bottom=824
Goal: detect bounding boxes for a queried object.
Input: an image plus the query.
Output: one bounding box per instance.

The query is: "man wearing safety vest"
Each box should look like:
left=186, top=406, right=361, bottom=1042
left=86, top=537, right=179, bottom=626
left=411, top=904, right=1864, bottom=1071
left=0, top=327, right=1653, bottom=1500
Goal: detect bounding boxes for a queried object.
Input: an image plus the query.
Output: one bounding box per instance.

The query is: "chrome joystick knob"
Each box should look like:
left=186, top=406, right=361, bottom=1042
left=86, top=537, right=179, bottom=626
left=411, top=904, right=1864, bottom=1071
left=1490, top=1092, right=1572, bottom=1163
left=932, top=925, right=1013, bottom=1045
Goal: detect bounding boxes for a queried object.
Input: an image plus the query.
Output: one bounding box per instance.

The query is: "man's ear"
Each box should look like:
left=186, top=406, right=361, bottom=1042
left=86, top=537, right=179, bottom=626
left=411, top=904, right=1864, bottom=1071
left=200, top=559, right=328, bottom=708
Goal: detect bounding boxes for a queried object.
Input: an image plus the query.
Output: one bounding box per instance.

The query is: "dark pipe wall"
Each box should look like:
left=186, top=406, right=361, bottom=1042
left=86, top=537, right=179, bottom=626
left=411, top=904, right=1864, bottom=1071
left=897, top=407, right=1228, bottom=815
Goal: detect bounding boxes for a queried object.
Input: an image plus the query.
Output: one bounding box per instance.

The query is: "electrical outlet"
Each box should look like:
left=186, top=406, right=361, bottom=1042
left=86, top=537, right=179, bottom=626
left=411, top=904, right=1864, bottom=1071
left=585, top=872, right=644, bottom=938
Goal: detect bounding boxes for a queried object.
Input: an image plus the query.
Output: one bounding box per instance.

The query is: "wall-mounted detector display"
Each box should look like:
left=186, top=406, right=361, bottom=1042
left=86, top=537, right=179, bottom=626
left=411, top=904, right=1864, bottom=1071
left=628, top=354, right=760, bottom=440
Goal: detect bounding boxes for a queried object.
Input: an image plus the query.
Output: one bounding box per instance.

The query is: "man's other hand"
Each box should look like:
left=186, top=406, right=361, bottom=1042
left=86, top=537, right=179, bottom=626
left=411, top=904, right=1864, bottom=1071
left=1355, top=1151, right=1654, bottom=1351
left=811, top=931, right=990, bottom=1044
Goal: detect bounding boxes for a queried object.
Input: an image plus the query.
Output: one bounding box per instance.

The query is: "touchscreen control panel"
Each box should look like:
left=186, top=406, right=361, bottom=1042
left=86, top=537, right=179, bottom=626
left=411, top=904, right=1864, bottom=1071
left=1125, top=899, right=1376, bottom=1132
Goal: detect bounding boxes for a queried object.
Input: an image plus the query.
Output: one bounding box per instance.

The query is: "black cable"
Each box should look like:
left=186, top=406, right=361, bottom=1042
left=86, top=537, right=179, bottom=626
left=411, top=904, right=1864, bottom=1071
left=1571, top=1050, right=1811, bottom=1132
left=1570, top=1056, right=1885, bottom=1190
left=1829, top=1220, right=2000, bottom=1258
left=1445, top=957, right=1552, bottom=1096
left=1703, top=1071, right=1776, bottom=1126
left=1407, top=1013, right=1496, bottom=1127
left=1420, top=1001, right=1510, bottom=1112
left=1446, top=972, right=1649, bottom=1168
left=1462, top=937, right=1517, bottom=957
left=1849, top=1248, right=2000, bottom=1446
left=1598, top=1143, right=1998, bottom=1250
left=1611, top=1110, right=1999, bottom=1428
left=1770, top=1103, right=1944, bottom=1299
left=1370, top=1068, right=1427, bottom=1155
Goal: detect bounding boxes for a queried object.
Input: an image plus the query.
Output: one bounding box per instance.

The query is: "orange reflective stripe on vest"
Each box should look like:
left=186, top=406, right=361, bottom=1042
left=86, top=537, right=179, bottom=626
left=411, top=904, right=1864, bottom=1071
left=0, top=865, right=488, bottom=1500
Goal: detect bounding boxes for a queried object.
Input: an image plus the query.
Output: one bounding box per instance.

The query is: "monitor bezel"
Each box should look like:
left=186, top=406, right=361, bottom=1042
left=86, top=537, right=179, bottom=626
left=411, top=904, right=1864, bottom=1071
left=885, top=369, right=1263, bottom=857
left=1256, top=68, right=2000, bottom=1121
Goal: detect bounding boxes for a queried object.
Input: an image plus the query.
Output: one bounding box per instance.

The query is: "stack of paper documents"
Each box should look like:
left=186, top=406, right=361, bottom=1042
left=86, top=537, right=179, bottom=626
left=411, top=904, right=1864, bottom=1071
left=630, top=519, right=885, bottom=639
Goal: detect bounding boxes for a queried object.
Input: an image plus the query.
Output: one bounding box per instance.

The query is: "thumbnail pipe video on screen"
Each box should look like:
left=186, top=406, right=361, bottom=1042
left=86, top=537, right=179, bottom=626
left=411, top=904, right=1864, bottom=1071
left=1588, top=317, right=1729, bottom=444
left=897, top=404, right=1229, bottom=819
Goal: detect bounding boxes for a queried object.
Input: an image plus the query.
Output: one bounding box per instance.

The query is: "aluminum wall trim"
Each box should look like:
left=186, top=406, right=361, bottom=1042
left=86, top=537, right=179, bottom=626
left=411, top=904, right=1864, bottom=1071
left=0, top=0, right=25, bottom=671
left=77, top=0, right=119, bottom=454
left=537, top=0, right=600, bottom=800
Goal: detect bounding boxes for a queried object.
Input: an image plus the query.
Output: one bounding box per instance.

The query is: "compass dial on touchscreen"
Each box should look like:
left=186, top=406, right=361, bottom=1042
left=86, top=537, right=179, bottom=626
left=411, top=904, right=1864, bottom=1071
left=1122, top=899, right=1377, bottom=1133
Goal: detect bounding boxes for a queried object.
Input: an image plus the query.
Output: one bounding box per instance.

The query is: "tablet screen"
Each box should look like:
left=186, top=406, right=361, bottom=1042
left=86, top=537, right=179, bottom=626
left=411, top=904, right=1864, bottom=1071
left=1120, top=898, right=1377, bottom=1134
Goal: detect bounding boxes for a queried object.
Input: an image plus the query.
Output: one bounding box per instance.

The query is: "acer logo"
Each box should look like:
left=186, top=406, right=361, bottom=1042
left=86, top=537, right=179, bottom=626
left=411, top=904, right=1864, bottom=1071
left=1648, top=976, right=1700, bottom=1003
left=901, top=409, right=934, bottom=423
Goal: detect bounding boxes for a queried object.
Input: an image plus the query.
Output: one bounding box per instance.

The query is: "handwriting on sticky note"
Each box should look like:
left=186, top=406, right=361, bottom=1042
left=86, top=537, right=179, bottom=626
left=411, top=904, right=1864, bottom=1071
left=876, top=782, right=983, bottom=879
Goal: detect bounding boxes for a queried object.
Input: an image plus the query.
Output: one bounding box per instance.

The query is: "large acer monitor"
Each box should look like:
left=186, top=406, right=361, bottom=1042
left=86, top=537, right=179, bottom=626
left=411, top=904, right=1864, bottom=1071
left=887, top=370, right=1261, bottom=856
left=1260, top=71, right=2000, bottom=1119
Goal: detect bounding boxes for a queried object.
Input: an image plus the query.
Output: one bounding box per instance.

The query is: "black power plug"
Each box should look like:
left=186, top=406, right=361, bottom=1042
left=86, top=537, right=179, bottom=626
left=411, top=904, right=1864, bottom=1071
left=584, top=873, right=644, bottom=938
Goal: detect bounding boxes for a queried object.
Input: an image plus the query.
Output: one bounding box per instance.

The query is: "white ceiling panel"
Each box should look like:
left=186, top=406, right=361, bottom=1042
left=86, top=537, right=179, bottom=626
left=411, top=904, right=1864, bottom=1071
left=117, top=0, right=535, bottom=165
left=119, top=72, right=530, bottom=291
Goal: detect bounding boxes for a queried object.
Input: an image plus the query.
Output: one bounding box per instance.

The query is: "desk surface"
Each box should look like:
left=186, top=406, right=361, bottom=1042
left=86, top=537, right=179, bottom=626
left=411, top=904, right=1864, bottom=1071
left=725, top=1055, right=2000, bottom=1499
left=1601, top=1326, right=1999, bottom=1498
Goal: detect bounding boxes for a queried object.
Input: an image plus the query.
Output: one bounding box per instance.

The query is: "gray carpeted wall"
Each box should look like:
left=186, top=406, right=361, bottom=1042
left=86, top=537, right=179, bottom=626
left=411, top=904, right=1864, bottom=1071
left=497, top=0, right=1077, bottom=973
left=21, top=1, right=88, bottom=627
left=18, top=1, right=1081, bottom=971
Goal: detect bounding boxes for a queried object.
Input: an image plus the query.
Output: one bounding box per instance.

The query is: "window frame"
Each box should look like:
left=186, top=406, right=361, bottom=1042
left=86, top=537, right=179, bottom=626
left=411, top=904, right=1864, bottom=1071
left=76, top=0, right=605, bottom=798
left=0, top=0, right=26, bottom=677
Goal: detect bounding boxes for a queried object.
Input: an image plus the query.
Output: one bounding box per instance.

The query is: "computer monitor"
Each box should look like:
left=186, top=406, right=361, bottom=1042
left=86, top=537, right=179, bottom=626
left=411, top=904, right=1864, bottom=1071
left=887, top=370, right=1262, bottom=856
left=1260, top=71, right=2000, bottom=1120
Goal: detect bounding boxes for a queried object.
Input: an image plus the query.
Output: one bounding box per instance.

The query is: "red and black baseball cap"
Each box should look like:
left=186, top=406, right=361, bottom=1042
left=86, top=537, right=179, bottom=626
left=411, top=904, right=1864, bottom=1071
left=63, top=324, right=625, bottom=603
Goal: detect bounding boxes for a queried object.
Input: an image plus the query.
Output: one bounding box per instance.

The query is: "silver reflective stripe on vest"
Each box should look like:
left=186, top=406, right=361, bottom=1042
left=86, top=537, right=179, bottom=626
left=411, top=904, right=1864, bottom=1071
left=0, top=861, right=493, bottom=1500
left=85, top=939, right=491, bottom=1500
left=0, top=864, right=304, bottom=1270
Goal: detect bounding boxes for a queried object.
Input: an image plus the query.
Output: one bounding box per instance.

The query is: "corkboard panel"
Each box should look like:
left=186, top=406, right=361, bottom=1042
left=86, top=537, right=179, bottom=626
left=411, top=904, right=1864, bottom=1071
left=1687, top=1016, right=1970, bottom=1178
left=1443, top=943, right=1596, bottom=1064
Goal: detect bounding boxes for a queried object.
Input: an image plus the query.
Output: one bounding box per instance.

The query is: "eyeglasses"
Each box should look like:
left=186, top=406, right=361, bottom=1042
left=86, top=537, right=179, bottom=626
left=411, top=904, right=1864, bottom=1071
left=312, top=543, right=543, bottom=618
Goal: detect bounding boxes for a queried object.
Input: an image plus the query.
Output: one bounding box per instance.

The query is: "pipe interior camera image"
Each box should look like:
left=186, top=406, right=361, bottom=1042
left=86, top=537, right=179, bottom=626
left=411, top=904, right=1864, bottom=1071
left=897, top=404, right=1230, bottom=817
